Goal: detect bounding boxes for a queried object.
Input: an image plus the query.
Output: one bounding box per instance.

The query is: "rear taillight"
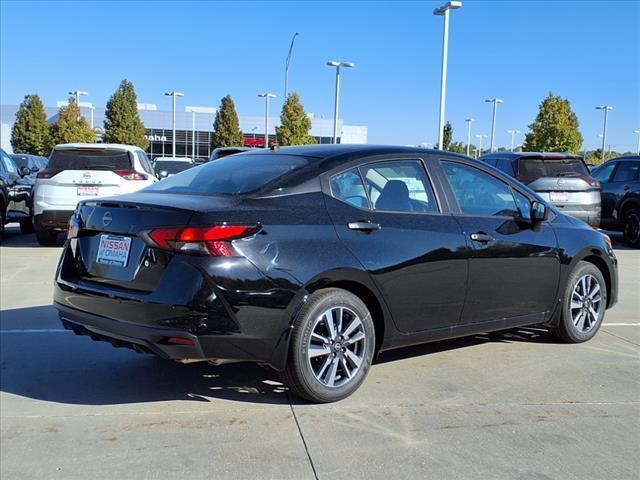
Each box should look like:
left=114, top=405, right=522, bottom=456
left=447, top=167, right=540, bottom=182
left=582, top=176, right=600, bottom=188
left=36, top=169, right=61, bottom=179
left=145, top=225, right=260, bottom=256
left=115, top=169, right=147, bottom=180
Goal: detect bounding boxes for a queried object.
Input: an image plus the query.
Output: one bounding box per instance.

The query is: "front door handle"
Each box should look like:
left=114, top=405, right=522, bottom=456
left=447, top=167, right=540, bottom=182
left=470, top=232, right=494, bottom=243
left=348, top=221, right=381, bottom=232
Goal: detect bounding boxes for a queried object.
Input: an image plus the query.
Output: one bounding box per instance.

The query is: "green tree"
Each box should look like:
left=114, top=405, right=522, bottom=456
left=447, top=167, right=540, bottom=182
left=49, top=97, right=96, bottom=146
left=103, top=79, right=148, bottom=149
left=11, top=94, right=52, bottom=156
left=211, top=95, right=243, bottom=148
left=523, top=92, right=583, bottom=153
left=448, top=141, right=466, bottom=155
left=442, top=121, right=453, bottom=151
left=276, top=92, right=316, bottom=146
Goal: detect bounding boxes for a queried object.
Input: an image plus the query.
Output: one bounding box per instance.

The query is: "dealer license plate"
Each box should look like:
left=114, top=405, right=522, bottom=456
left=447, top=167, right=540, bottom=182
left=97, top=234, right=131, bottom=267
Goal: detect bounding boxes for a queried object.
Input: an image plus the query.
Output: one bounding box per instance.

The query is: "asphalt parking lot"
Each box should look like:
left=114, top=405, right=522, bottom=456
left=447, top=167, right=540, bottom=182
left=1, top=224, right=638, bottom=480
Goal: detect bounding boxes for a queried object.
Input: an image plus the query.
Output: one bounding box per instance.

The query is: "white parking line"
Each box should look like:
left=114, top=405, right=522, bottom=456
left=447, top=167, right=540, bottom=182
left=0, top=329, right=70, bottom=334
left=603, top=323, right=640, bottom=326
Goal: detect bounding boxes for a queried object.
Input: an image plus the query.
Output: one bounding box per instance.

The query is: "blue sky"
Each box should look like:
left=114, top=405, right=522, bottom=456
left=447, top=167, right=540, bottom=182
left=1, top=0, right=639, bottom=151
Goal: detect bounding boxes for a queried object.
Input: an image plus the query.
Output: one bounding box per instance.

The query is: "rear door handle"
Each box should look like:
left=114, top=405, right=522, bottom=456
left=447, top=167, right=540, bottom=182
left=470, top=232, right=494, bottom=243
left=348, top=221, right=381, bottom=232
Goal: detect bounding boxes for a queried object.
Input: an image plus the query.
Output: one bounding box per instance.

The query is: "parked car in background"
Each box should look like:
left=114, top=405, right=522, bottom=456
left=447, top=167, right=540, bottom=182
left=10, top=153, right=48, bottom=178
left=33, top=143, right=157, bottom=246
left=1, top=148, right=34, bottom=238
left=591, top=156, right=640, bottom=248
left=209, top=147, right=252, bottom=162
left=153, top=158, right=196, bottom=179
left=55, top=145, right=617, bottom=403
left=479, top=152, right=601, bottom=227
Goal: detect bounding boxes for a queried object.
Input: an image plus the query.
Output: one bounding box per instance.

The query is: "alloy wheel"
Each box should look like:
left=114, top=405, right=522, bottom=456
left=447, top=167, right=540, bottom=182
left=307, top=306, right=366, bottom=388
left=570, top=274, right=603, bottom=333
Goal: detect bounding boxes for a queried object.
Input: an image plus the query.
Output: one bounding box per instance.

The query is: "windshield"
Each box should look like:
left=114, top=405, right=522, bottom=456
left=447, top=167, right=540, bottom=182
left=154, top=161, right=194, bottom=174
left=10, top=155, right=32, bottom=168
left=48, top=149, right=132, bottom=171
left=145, top=154, right=309, bottom=195
left=517, top=157, right=588, bottom=179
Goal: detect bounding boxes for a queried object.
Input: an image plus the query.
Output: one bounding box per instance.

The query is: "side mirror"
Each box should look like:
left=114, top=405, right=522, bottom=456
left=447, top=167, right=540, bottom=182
left=31, top=166, right=40, bottom=173
left=531, top=201, right=547, bottom=222
left=18, top=166, right=31, bottom=177
left=158, top=170, right=169, bottom=179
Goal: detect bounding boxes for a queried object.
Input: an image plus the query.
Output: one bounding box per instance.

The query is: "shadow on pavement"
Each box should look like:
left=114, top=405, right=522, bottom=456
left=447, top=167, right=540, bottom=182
left=0, top=224, right=66, bottom=248
left=1, top=306, right=562, bottom=407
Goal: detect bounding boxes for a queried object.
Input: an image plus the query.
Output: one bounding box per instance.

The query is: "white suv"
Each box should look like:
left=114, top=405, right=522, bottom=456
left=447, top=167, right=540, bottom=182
left=33, top=143, right=157, bottom=245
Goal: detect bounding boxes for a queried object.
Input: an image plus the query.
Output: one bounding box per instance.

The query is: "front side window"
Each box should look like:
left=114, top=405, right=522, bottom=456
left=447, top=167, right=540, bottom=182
left=442, top=161, right=519, bottom=217
left=360, top=160, right=438, bottom=213
left=330, top=169, right=368, bottom=208
left=612, top=162, right=640, bottom=183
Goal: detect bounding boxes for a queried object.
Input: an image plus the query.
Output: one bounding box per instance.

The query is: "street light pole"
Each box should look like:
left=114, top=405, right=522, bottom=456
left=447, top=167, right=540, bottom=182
left=475, top=134, right=487, bottom=158
left=485, top=98, right=503, bottom=152
left=258, top=93, right=276, bottom=148
left=434, top=1, right=462, bottom=150
left=284, top=32, right=300, bottom=100
left=165, top=91, right=184, bottom=159
left=465, top=117, right=474, bottom=156
left=506, top=129, right=521, bottom=151
left=596, top=105, right=613, bottom=162
left=68, top=90, right=88, bottom=121
left=326, top=61, right=355, bottom=144
left=634, top=129, right=640, bottom=155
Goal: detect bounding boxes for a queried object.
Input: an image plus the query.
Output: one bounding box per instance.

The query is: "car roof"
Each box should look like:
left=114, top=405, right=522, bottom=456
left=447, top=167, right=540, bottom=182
left=240, top=144, right=466, bottom=161
left=480, top=151, right=581, bottom=161
left=53, top=143, right=142, bottom=152
left=610, top=155, right=640, bottom=162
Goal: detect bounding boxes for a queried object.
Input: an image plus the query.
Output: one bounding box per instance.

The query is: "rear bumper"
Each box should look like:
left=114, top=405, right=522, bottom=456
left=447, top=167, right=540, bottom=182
left=34, top=210, right=73, bottom=231
left=552, top=204, right=601, bottom=227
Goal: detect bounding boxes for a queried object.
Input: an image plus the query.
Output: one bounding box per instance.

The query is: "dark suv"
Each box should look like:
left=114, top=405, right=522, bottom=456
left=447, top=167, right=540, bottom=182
left=591, top=156, right=640, bottom=248
left=479, top=152, right=601, bottom=227
left=1, top=148, right=34, bottom=238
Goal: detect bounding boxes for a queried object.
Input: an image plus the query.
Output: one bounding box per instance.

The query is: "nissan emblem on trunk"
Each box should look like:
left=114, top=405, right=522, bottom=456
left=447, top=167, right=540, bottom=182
left=83, top=172, right=91, bottom=180
left=102, top=211, right=112, bottom=227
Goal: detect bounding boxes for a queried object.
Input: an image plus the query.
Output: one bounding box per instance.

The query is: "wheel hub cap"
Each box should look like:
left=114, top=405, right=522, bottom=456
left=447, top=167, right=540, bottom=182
left=570, top=274, right=602, bottom=334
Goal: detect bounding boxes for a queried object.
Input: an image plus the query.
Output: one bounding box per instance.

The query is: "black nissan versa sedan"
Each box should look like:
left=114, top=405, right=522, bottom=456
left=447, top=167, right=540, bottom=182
left=54, top=145, right=618, bottom=403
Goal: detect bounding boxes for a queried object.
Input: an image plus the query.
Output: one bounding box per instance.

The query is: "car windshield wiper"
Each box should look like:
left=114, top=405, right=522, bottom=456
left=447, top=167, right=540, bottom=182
left=556, top=172, right=581, bottom=177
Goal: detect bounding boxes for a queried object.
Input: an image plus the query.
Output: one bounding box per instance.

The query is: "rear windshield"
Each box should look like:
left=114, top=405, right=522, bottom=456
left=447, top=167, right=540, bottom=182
left=144, top=154, right=309, bottom=195
left=154, top=161, right=194, bottom=174
left=48, top=149, right=132, bottom=171
left=517, top=157, right=588, bottom=179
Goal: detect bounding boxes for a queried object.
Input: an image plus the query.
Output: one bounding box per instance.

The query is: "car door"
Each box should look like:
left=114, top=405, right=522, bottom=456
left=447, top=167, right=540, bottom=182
left=323, top=156, right=468, bottom=334
left=437, top=159, right=560, bottom=326
left=608, top=161, right=640, bottom=225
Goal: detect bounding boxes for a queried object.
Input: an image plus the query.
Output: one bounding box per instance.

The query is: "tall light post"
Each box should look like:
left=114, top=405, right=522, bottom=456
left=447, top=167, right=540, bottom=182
left=68, top=90, right=88, bottom=121
left=506, top=129, right=521, bottom=151
left=185, top=107, right=198, bottom=160
left=433, top=1, right=462, bottom=150
left=326, top=61, right=355, bottom=144
left=165, top=91, right=184, bottom=158
left=465, top=117, right=474, bottom=156
left=258, top=93, right=276, bottom=148
left=284, top=32, right=300, bottom=100
left=485, top=98, right=503, bottom=152
left=634, top=129, right=640, bottom=155
left=596, top=105, right=613, bottom=162
left=475, top=134, right=487, bottom=158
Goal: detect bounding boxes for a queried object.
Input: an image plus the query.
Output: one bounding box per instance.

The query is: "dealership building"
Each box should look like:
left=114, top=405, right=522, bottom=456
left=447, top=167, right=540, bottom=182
left=0, top=102, right=368, bottom=159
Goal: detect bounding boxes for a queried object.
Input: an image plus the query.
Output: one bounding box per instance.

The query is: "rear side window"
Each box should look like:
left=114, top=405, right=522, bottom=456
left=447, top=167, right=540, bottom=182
left=145, top=154, right=309, bottom=195
left=136, top=151, right=154, bottom=174
left=612, top=162, right=640, bottom=182
left=360, top=160, right=438, bottom=213
left=517, top=157, right=588, bottom=180
left=48, top=149, right=132, bottom=171
left=498, top=159, right=516, bottom=176
left=442, top=161, right=519, bottom=217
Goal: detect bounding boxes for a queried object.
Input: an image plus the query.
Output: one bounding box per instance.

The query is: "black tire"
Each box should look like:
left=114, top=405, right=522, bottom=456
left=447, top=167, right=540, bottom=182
left=19, top=217, right=35, bottom=234
left=549, top=261, right=607, bottom=343
left=623, top=208, right=640, bottom=249
left=35, top=229, right=58, bottom=246
left=282, top=288, right=376, bottom=403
